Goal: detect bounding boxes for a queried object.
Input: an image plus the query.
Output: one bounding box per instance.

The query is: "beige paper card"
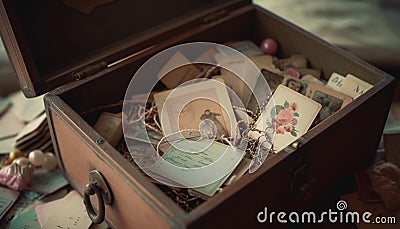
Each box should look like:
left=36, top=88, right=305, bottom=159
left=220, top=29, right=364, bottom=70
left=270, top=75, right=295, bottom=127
left=340, top=74, right=373, bottom=99
left=215, top=54, right=260, bottom=106
left=307, top=83, right=353, bottom=108
left=154, top=79, right=237, bottom=138
left=42, top=191, right=92, bottom=229
left=327, top=72, right=346, bottom=92
left=251, top=85, right=321, bottom=152
left=158, top=51, right=201, bottom=89
left=248, top=55, right=278, bottom=73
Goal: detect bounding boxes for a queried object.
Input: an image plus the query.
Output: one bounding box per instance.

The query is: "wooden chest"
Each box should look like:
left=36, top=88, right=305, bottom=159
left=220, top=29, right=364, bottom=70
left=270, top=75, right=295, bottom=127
left=0, top=0, right=396, bottom=227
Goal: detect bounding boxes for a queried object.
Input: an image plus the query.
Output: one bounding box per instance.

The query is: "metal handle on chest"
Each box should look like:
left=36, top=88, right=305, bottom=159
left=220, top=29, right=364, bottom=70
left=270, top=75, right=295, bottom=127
left=290, top=156, right=315, bottom=201
left=83, top=170, right=113, bottom=224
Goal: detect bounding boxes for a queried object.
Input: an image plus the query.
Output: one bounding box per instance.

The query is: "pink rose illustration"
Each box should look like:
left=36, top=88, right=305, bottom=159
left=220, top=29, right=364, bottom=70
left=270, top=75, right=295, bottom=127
left=272, top=121, right=279, bottom=129
left=276, top=108, right=294, bottom=125
left=290, top=102, right=298, bottom=111
left=276, top=126, right=285, bottom=134
left=284, top=125, right=292, bottom=132
left=269, top=101, right=300, bottom=137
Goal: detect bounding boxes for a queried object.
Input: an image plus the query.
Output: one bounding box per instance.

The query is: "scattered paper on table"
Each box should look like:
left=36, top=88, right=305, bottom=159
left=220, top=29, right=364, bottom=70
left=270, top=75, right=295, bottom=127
left=0, top=186, right=19, bottom=220
left=0, top=97, right=11, bottom=115
left=42, top=190, right=92, bottom=229
left=0, top=110, right=24, bottom=139
left=35, top=197, right=64, bottom=227
left=15, top=113, right=47, bottom=141
left=9, top=208, right=41, bottom=229
left=29, top=168, right=68, bottom=194
left=8, top=91, right=45, bottom=122
left=0, top=136, right=16, bottom=154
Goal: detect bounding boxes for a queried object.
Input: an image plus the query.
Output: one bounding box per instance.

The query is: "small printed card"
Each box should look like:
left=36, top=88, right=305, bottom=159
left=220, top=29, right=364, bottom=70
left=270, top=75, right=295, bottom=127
left=251, top=85, right=321, bottom=152
left=42, top=191, right=92, bottom=229
left=281, top=76, right=309, bottom=95
left=301, top=74, right=324, bottom=85
left=306, top=83, right=352, bottom=124
left=307, top=83, right=352, bottom=108
left=229, top=40, right=263, bottom=56
left=260, top=68, right=284, bottom=93
left=154, top=79, right=237, bottom=138
left=158, top=51, right=201, bottom=89
left=340, top=74, right=373, bottom=99
left=326, top=72, right=345, bottom=92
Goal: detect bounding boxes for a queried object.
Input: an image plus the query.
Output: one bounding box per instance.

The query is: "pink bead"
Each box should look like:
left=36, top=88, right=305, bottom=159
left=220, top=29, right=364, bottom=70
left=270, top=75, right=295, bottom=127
left=260, top=38, right=278, bottom=55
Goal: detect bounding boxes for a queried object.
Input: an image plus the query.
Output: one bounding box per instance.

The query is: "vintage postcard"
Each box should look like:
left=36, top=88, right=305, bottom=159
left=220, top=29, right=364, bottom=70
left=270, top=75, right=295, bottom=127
left=261, top=68, right=284, bottom=93
left=154, top=79, right=237, bottom=138
left=158, top=51, right=201, bottom=89
left=326, top=72, right=345, bottom=92
left=124, top=119, right=162, bottom=145
left=250, top=85, right=321, bottom=153
left=212, top=72, right=247, bottom=106
left=248, top=55, right=278, bottom=73
left=94, top=112, right=123, bottom=147
left=306, top=83, right=353, bottom=124
left=340, top=74, right=373, bottom=99
left=214, top=54, right=260, bottom=106
left=123, top=102, right=163, bottom=145
left=149, top=139, right=245, bottom=196
left=229, top=40, right=263, bottom=56
left=301, top=74, right=325, bottom=85
left=281, top=76, right=309, bottom=95
left=307, top=83, right=352, bottom=107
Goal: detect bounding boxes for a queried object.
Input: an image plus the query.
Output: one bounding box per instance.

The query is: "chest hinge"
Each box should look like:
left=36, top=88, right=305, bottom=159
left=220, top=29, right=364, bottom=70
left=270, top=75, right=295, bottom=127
left=202, top=10, right=228, bottom=24
left=72, top=61, right=108, bottom=80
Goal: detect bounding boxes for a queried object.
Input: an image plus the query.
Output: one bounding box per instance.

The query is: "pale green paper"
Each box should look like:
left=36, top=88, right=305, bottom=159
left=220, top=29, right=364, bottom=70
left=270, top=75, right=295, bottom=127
left=160, top=140, right=244, bottom=196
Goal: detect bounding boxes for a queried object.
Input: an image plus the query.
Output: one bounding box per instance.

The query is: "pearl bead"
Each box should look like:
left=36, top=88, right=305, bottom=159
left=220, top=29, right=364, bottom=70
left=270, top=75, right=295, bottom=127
left=28, top=150, right=45, bottom=166
left=4, top=150, right=25, bottom=165
left=260, top=38, right=278, bottom=55
left=42, top=152, right=58, bottom=171
left=13, top=157, right=30, bottom=166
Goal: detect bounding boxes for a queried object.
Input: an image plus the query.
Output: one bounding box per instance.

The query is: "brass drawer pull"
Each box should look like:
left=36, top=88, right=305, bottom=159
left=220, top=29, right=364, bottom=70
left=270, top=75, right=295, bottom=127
left=83, top=170, right=113, bottom=224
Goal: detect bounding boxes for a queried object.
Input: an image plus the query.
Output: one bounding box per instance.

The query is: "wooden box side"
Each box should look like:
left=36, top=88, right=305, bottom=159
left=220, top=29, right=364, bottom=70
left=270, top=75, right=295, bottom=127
left=45, top=96, right=190, bottom=228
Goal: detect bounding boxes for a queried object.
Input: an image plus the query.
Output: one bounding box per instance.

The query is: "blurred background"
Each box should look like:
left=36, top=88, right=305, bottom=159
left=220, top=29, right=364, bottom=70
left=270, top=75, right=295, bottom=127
left=255, top=0, right=400, bottom=78
left=1, top=0, right=400, bottom=97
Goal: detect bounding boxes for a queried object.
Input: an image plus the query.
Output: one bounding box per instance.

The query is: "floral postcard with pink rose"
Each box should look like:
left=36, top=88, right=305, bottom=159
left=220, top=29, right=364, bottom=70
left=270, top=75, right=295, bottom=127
left=253, top=85, right=322, bottom=152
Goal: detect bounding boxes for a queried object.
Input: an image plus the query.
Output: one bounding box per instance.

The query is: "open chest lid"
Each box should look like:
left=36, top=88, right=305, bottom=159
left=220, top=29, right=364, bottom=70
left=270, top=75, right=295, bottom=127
left=0, top=0, right=250, bottom=97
